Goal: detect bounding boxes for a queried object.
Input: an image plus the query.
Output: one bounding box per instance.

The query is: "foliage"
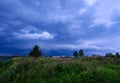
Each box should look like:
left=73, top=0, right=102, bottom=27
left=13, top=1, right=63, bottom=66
left=105, top=52, right=120, bottom=58
left=79, top=49, right=84, bottom=57
left=73, top=51, right=78, bottom=58
left=105, top=53, right=114, bottom=57
left=115, top=52, right=120, bottom=58
left=29, top=45, right=42, bottom=57
left=0, top=57, right=120, bottom=83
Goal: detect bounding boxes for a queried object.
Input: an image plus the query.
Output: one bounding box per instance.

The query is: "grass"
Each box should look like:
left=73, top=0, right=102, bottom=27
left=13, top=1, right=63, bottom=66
left=0, top=57, right=120, bottom=83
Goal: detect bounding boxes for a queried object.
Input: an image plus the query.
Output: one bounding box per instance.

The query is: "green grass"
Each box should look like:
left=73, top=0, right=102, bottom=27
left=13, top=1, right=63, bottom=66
left=0, top=57, right=120, bottom=83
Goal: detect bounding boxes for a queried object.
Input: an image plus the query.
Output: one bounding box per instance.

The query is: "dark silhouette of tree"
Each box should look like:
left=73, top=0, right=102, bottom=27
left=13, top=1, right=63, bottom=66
left=79, top=49, right=84, bottom=57
left=73, top=51, right=78, bottom=58
left=115, top=52, right=120, bottom=58
left=105, top=53, right=109, bottom=57
left=29, top=45, right=42, bottom=57
left=105, top=53, right=114, bottom=58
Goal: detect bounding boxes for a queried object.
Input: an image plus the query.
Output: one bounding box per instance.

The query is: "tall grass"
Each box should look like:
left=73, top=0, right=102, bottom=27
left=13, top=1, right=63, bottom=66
left=0, top=57, right=120, bottom=83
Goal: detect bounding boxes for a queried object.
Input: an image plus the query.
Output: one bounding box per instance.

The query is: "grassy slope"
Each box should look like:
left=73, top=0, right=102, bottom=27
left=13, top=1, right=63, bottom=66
left=0, top=57, right=120, bottom=83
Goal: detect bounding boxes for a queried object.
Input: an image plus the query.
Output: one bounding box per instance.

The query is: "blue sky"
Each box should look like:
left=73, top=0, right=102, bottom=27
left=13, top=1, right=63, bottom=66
left=0, top=0, right=120, bottom=55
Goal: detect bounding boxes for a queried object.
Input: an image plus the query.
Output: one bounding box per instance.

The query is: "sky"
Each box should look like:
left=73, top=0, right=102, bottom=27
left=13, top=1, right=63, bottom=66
left=0, top=0, right=120, bottom=55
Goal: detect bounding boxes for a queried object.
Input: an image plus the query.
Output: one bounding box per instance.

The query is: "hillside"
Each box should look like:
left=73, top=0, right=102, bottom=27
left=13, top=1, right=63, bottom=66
left=0, top=57, right=120, bottom=83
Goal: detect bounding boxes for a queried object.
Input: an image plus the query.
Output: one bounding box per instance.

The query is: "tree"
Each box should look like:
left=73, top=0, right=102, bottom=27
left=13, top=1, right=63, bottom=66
left=73, top=51, right=78, bottom=58
left=105, top=53, right=114, bottom=58
left=115, top=52, right=120, bottom=58
left=79, top=49, right=84, bottom=57
left=105, top=53, right=109, bottom=57
left=29, top=45, right=42, bottom=57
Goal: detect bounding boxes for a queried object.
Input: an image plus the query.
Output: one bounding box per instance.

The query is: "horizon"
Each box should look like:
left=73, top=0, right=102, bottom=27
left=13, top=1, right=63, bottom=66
left=0, top=0, right=120, bottom=55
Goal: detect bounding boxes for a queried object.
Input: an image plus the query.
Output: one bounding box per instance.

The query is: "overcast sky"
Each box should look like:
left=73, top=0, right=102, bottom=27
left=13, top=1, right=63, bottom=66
left=0, top=0, right=120, bottom=55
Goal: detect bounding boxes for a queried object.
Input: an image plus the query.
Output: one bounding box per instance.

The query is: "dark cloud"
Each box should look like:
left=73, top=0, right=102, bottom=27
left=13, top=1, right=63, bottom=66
left=0, top=0, right=120, bottom=55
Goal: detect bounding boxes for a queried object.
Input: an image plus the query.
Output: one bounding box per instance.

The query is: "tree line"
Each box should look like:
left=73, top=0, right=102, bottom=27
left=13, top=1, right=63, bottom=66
left=28, top=45, right=120, bottom=58
left=73, top=50, right=84, bottom=58
left=105, top=52, right=120, bottom=58
left=28, top=45, right=85, bottom=58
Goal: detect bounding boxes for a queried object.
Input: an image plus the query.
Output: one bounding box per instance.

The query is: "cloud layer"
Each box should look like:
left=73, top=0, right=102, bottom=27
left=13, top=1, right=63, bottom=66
left=0, top=0, right=120, bottom=55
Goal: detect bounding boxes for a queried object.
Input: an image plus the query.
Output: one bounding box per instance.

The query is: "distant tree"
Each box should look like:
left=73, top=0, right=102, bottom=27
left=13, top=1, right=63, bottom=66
left=79, top=49, right=84, bottom=57
left=105, top=53, right=114, bottom=58
left=73, top=51, right=78, bottom=58
left=115, top=52, right=120, bottom=58
left=105, top=53, right=109, bottom=57
left=29, top=45, right=42, bottom=57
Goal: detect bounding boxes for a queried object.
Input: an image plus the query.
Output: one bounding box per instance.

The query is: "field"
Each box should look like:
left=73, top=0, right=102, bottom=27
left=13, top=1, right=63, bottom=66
left=0, top=57, right=120, bottom=83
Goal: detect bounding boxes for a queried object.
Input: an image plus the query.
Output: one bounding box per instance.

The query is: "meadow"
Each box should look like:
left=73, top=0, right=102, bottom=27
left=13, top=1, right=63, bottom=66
left=0, top=57, right=120, bottom=83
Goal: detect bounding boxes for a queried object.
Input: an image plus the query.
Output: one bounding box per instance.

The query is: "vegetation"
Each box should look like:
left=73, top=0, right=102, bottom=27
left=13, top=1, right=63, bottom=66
left=105, top=52, right=120, bottom=58
left=29, top=45, right=42, bottom=57
left=79, top=49, right=84, bottom=57
left=73, top=51, right=78, bottom=58
left=73, top=49, right=84, bottom=58
left=115, top=52, right=120, bottom=58
left=0, top=47, right=120, bottom=83
left=0, top=57, right=120, bottom=83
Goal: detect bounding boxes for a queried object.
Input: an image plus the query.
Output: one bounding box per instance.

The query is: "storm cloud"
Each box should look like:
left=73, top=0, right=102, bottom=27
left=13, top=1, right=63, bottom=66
left=0, top=0, right=120, bottom=55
